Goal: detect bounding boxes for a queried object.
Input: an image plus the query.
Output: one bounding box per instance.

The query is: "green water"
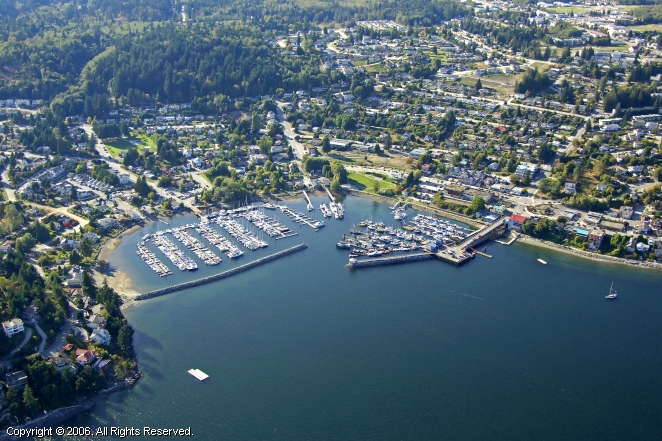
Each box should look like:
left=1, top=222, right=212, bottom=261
left=66, top=196, right=662, bottom=440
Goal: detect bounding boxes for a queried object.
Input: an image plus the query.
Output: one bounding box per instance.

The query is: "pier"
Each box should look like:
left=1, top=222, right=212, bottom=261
left=303, top=190, right=314, bottom=211
left=135, top=244, right=308, bottom=300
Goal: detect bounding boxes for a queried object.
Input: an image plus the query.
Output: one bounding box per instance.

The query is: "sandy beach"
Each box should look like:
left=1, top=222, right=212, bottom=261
left=95, top=224, right=145, bottom=299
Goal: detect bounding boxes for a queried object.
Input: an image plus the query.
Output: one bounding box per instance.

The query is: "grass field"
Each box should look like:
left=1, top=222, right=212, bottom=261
left=596, top=45, right=630, bottom=52
left=347, top=171, right=396, bottom=194
left=105, top=134, right=155, bottom=158
left=545, top=7, right=585, bottom=14
left=628, top=24, right=662, bottom=32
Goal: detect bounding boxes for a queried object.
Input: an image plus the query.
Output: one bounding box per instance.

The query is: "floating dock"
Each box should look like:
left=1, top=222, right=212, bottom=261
left=188, top=369, right=209, bottom=381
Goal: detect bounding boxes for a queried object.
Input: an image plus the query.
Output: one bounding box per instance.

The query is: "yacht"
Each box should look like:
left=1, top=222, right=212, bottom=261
left=228, top=247, right=244, bottom=259
left=313, top=220, right=325, bottom=228
left=336, top=242, right=350, bottom=249
left=606, top=282, right=618, bottom=300
left=263, top=203, right=277, bottom=210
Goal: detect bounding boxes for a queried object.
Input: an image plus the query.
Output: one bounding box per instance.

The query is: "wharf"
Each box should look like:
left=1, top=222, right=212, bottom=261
left=136, top=244, right=308, bottom=300
left=469, top=247, right=492, bottom=258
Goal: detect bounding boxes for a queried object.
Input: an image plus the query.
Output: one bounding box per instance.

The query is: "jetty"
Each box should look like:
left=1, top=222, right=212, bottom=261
left=135, top=244, right=308, bottom=300
left=303, top=190, right=314, bottom=211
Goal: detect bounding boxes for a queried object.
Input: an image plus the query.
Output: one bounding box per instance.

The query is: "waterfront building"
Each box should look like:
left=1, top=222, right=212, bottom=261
left=587, top=230, right=605, bottom=251
left=508, top=214, right=528, bottom=232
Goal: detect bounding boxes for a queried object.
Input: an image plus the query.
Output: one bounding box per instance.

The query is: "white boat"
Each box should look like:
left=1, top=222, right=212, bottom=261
left=228, top=248, right=244, bottom=259
left=313, top=220, right=325, bottom=228
left=606, top=282, right=618, bottom=300
left=263, top=203, right=277, bottom=210
left=307, top=203, right=314, bottom=211
left=537, top=259, right=547, bottom=264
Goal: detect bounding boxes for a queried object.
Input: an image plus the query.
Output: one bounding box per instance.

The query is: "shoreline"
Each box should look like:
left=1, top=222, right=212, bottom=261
left=516, top=235, right=662, bottom=271
left=95, top=223, right=148, bottom=299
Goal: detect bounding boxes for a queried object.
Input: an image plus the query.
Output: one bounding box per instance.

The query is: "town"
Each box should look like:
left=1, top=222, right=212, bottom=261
left=0, top=0, right=662, bottom=430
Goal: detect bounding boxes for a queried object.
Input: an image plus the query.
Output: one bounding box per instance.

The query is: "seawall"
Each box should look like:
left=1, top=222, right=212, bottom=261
left=135, top=244, right=308, bottom=300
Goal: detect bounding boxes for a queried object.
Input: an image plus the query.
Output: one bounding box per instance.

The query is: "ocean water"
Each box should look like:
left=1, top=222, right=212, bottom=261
left=64, top=196, right=662, bottom=440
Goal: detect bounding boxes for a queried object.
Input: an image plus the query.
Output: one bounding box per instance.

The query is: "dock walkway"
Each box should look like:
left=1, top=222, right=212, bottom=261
left=135, top=244, right=308, bottom=300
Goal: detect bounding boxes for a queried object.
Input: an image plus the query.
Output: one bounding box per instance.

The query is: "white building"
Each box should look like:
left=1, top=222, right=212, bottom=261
left=2, top=318, right=24, bottom=337
left=91, top=328, right=111, bottom=346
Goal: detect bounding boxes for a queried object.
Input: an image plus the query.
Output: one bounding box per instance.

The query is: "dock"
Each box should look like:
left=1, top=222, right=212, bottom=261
left=303, top=190, right=314, bottom=211
left=469, top=247, right=492, bottom=258
left=188, top=369, right=209, bottom=381
left=280, top=206, right=323, bottom=229
left=135, top=244, right=308, bottom=300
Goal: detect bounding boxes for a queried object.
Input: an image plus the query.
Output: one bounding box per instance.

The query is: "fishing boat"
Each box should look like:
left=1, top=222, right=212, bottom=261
left=537, top=259, right=547, bottom=264
left=606, top=282, right=618, bottom=300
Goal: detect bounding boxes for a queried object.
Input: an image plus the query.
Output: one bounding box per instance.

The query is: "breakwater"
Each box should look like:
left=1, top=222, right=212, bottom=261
left=348, top=253, right=433, bottom=268
left=135, top=244, right=308, bottom=300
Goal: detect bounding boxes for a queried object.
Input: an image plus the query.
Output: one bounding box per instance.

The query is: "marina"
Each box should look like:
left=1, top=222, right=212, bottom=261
left=169, top=227, right=222, bottom=266
left=238, top=209, right=299, bottom=240
left=136, top=242, right=172, bottom=277
left=150, top=233, right=199, bottom=271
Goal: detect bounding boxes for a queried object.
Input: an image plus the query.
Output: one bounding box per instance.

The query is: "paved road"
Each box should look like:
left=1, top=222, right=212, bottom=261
left=41, top=307, right=77, bottom=357
left=34, top=322, right=47, bottom=353
left=9, top=328, right=33, bottom=357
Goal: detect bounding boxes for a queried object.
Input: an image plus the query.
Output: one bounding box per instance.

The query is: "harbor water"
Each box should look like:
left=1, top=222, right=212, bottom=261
left=65, top=195, right=662, bottom=440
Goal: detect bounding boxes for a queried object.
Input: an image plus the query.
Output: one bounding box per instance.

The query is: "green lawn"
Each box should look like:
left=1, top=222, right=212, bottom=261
left=105, top=134, right=156, bottom=158
left=597, top=45, right=630, bottom=52
left=545, top=7, right=585, bottom=13
left=628, top=24, right=662, bottom=32
left=348, top=171, right=395, bottom=194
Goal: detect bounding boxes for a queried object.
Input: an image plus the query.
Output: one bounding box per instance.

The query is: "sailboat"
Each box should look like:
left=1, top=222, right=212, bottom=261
left=606, top=282, right=618, bottom=300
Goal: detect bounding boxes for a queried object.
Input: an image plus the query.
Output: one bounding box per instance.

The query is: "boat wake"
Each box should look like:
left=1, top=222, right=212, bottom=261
left=460, top=293, right=484, bottom=300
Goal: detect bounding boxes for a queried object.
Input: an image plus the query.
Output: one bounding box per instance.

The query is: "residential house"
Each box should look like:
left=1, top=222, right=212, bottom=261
left=91, top=328, right=111, bottom=346
left=75, top=349, right=97, bottom=366
left=587, top=230, right=605, bottom=251
left=508, top=214, right=528, bottom=231
left=2, top=318, right=24, bottom=337
left=87, top=314, right=106, bottom=329
left=50, top=356, right=77, bottom=374
left=564, top=182, right=577, bottom=195
left=97, top=218, right=119, bottom=230
left=5, top=371, right=28, bottom=390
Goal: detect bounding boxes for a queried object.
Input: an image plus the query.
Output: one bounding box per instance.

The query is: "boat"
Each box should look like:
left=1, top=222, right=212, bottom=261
left=263, top=203, right=277, bottom=210
left=313, top=220, right=325, bottom=228
left=606, top=282, right=618, bottom=300
left=307, top=202, right=314, bottom=211
left=537, top=259, right=547, bottom=264
left=336, top=242, right=350, bottom=249
left=228, top=248, right=244, bottom=259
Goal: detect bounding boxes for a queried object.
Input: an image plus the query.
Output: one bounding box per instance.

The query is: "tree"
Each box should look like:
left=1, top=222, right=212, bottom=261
left=373, top=180, right=381, bottom=193
left=16, top=233, right=36, bottom=254
left=470, top=196, right=485, bottom=213
left=162, top=199, right=172, bottom=212
left=80, top=237, right=94, bottom=257
left=4, top=204, right=23, bottom=231
left=69, top=249, right=82, bottom=265
left=475, top=78, right=482, bottom=91
left=384, top=133, right=392, bottom=150
left=322, top=136, right=331, bottom=153
left=23, top=385, right=39, bottom=416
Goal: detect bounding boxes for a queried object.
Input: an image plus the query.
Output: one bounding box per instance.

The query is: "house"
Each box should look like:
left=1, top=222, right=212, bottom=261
left=75, top=349, right=97, bottom=366
left=2, top=318, right=24, bottom=337
left=91, top=328, right=111, bottom=346
left=87, top=314, right=106, bottom=329
left=97, top=218, right=118, bottom=230
left=626, top=237, right=637, bottom=253
left=21, top=304, right=40, bottom=322
left=587, top=230, right=605, bottom=251
left=50, top=356, right=77, bottom=374
left=564, top=182, right=576, bottom=195
left=118, top=174, right=130, bottom=185
left=508, top=214, right=528, bottom=231
left=5, top=371, right=28, bottom=390
left=619, top=206, right=634, bottom=220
